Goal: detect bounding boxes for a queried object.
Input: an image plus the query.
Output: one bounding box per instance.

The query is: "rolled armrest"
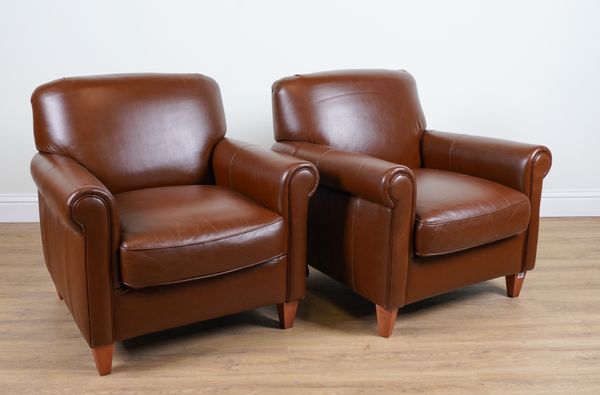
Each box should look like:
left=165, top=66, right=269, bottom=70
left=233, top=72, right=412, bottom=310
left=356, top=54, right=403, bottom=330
left=31, top=153, right=120, bottom=250
left=273, top=141, right=414, bottom=208
left=421, top=130, right=552, bottom=273
left=32, top=153, right=119, bottom=346
left=213, top=138, right=318, bottom=214
left=421, top=130, right=552, bottom=195
left=213, top=138, right=318, bottom=302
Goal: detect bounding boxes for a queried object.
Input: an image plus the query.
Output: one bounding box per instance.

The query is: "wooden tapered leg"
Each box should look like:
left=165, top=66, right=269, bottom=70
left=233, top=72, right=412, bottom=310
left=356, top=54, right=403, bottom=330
left=276, top=301, right=299, bottom=329
left=91, top=344, right=114, bottom=376
left=376, top=305, right=398, bottom=338
left=506, top=272, right=526, bottom=298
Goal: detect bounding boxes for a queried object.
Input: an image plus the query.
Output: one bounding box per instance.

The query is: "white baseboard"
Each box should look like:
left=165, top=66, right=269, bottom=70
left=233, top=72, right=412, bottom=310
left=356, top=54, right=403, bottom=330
left=539, top=189, right=600, bottom=217
left=0, top=190, right=599, bottom=222
left=0, top=194, right=39, bottom=222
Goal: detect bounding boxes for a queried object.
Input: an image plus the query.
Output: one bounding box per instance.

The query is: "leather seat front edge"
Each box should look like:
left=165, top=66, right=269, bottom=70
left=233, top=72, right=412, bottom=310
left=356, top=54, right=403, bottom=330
left=414, top=169, right=531, bottom=257
left=115, top=185, right=286, bottom=289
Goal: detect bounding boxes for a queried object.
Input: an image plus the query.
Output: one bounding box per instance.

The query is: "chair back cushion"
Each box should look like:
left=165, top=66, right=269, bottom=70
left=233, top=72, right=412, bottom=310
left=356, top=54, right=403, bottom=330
left=272, top=69, right=426, bottom=168
left=32, top=74, right=226, bottom=193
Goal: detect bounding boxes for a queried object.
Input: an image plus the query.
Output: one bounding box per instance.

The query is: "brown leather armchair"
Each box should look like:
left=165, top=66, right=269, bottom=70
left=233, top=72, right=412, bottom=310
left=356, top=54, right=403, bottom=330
left=272, top=69, right=551, bottom=337
left=30, top=74, right=318, bottom=375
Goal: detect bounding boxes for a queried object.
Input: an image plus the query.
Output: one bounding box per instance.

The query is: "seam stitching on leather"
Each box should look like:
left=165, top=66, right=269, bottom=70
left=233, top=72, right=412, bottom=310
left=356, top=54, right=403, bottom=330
left=285, top=166, right=296, bottom=301
left=285, top=166, right=292, bottom=301
left=350, top=198, right=359, bottom=292
left=415, top=231, right=526, bottom=257
left=72, top=195, right=115, bottom=347
left=305, top=167, right=319, bottom=197
left=37, top=162, right=68, bottom=218
left=520, top=149, right=550, bottom=272
left=39, top=161, right=57, bottom=194
left=316, top=148, right=336, bottom=167
left=519, top=155, right=536, bottom=271
left=385, top=171, right=412, bottom=206
left=415, top=199, right=530, bottom=226
left=123, top=254, right=287, bottom=289
left=448, top=135, right=464, bottom=170
left=121, top=218, right=284, bottom=252
left=386, top=172, right=415, bottom=308
left=285, top=143, right=300, bottom=155
left=384, top=173, right=399, bottom=306
left=279, top=137, right=308, bottom=144
left=386, top=202, right=396, bottom=309
left=227, top=143, right=253, bottom=188
left=75, top=209, right=90, bottom=343
left=284, top=165, right=318, bottom=301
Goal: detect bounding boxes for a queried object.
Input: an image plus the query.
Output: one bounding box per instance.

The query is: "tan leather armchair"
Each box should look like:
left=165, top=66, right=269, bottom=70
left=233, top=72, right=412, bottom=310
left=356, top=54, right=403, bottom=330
left=31, top=74, right=318, bottom=375
left=272, top=69, right=551, bottom=337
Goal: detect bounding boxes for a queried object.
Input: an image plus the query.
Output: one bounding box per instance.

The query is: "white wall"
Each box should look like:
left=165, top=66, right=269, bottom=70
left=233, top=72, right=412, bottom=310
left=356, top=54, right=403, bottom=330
left=1, top=0, right=599, bottom=220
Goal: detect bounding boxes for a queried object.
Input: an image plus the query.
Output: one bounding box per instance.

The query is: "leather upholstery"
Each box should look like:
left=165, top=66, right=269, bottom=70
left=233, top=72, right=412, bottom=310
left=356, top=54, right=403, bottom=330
left=272, top=139, right=415, bottom=308
left=414, top=168, right=531, bottom=256
left=303, top=186, right=414, bottom=309
left=31, top=74, right=318, bottom=353
left=213, top=138, right=319, bottom=301
left=32, top=153, right=118, bottom=346
left=31, top=153, right=120, bottom=252
left=32, top=74, right=226, bottom=193
left=421, top=130, right=552, bottom=193
left=114, top=257, right=287, bottom=341
left=421, top=130, right=552, bottom=272
left=272, top=69, right=552, bottom=312
left=116, top=185, right=286, bottom=289
left=408, top=234, right=525, bottom=304
left=273, top=69, right=426, bottom=168
left=37, top=191, right=114, bottom=346
left=272, top=141, right=414, bottom=208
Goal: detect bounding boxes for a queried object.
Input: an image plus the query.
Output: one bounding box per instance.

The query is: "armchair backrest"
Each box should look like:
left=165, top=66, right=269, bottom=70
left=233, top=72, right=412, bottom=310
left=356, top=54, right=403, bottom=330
left=32, top=74, right=226, bottom=193
left=272, top=69, right=426, bottom=168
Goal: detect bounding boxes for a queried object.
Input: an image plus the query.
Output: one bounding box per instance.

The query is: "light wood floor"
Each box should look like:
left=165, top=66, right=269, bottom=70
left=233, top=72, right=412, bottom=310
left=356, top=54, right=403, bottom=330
left=1, top=218, right=599, bottom=394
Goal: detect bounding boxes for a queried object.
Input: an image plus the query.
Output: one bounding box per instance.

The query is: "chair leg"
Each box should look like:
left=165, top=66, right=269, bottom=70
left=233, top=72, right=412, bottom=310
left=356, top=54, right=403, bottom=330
left=375, top=305, right=398, bottom=338
left=506, top=272, right=526, bottom=298
left=91, top=343, right=114, bottom=376
left=276, top=301, right=299, bottom=329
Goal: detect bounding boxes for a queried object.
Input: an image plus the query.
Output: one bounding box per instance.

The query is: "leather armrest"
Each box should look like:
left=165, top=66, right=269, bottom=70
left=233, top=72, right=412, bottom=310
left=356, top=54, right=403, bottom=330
left=213, top=138, right=319, bottom=302
left=421, top=130, right=552, bottom=195
left=272, top=141, right=415, bottom=208
left=32, top=153, right=118, bottom=345
left=213, top=138, right=319, bottom=215
left=31, top=153, right=120, bottom=250
left=421, top=130, right=552, bottom=273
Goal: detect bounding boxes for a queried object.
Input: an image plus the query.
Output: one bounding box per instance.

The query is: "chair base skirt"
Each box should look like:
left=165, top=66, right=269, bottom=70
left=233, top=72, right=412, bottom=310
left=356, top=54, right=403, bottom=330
left=405, top=234, right=525, bottom=305
left=310, top=233, right=528, bottom=337
left=112, top=257, right=288, bottom=342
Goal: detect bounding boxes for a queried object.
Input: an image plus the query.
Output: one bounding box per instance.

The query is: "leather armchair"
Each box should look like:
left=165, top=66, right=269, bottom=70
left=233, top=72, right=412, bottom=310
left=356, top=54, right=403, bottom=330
left=31, top=74, right=318, bottom=375
left=271, top=69, right=551, bottom=337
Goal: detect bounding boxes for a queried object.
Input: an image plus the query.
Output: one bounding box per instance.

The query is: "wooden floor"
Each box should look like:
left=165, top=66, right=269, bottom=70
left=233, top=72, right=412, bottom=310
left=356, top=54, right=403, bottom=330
left=1, top=218, right=599, bottom=394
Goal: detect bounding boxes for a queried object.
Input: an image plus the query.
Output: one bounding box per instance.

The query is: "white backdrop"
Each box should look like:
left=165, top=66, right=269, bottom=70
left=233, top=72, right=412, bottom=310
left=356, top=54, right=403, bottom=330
left=1, top=0, right=599, bottom=220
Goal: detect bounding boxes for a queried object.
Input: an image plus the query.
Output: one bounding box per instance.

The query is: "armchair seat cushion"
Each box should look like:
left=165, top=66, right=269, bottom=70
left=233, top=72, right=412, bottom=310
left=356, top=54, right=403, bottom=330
left=115, top=185, right=286, bottom=289
left=413, top=169, right=531, bottom=257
